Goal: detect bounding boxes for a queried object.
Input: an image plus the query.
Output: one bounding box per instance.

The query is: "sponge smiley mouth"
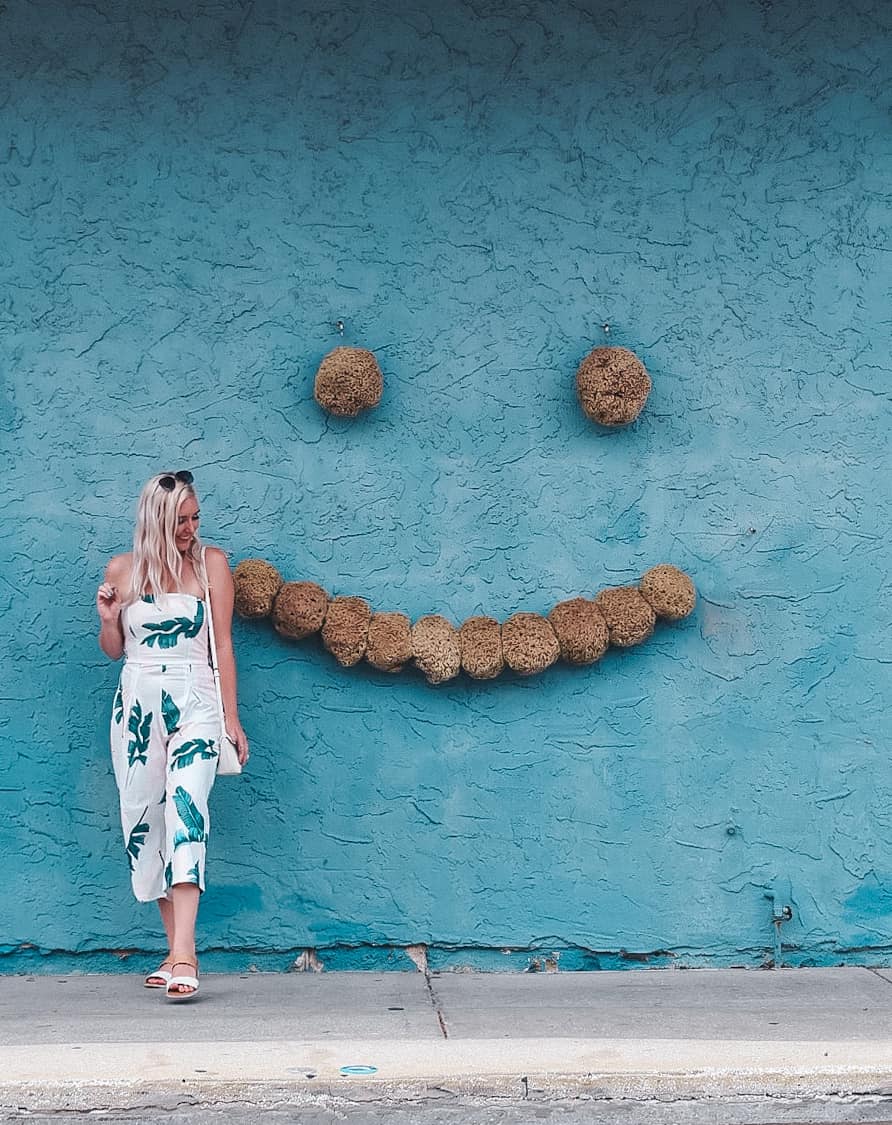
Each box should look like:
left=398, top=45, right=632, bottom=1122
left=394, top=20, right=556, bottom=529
left=233, top=561, right=696, bottom=685
left=233, top=344, right=695, bottom=684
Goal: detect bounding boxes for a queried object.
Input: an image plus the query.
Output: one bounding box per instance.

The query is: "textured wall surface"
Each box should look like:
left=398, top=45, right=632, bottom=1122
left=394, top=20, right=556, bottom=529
left=1, top=0, right=890, bottom=972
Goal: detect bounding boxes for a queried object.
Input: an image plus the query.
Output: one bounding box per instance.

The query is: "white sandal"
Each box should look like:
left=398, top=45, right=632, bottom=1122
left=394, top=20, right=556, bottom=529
left=166, top=957, right=199, bottom=1000
left=144, top=960, right=174, bottom=989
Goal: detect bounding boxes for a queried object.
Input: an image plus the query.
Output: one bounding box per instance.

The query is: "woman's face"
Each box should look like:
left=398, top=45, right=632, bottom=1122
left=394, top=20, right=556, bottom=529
left=175, top=493, right=200, bottom=553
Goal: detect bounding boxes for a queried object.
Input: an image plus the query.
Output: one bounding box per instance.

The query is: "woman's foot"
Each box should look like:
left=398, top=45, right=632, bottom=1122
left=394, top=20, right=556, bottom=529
left=165, top=955, right=199, bottom=1000
left=144, top=959, right=174, bottom=988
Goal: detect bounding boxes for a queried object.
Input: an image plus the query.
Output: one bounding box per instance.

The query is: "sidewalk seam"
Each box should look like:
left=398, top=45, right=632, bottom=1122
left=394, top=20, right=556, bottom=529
left=425, top=972, right=448, bottom=1039
left=420, top=962, right=449, bottom=1039
left=406, top=943, right=449, bottom=1038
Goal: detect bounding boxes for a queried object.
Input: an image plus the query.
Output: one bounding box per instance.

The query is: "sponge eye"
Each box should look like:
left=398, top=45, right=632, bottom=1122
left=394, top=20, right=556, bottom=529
left=575, top=346, right=652, bottom=427
left=313, top=346, right=383, bottom=417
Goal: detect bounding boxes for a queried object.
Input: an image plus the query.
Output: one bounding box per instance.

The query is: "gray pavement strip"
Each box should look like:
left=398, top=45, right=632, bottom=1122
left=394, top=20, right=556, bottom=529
left=4, top=966, right=892, bottom=1047
left=5, top=966, right=892, bottom=1121
left=4, top=1091, right=892, bottom=1125
left=0, top=971, right=439, bottom=1045
left=432, top=967, right=892, bottom=1041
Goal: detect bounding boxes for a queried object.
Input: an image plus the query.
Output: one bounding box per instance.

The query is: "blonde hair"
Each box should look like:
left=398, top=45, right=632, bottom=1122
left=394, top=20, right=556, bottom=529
left=126, top=473, right=207, bottom=605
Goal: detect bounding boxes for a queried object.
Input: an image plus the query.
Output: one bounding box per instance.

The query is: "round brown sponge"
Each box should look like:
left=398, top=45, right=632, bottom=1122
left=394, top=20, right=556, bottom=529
left=366, top=611, right=412, bottom=673
left=501, top=613, right=560, bottom=676
left=639, top=565, right=697, bottom=621
left=459, top=616, right=504, bottom=680
left=321, top=596, right=371, bottom=667
left=233, top=559, right=283, bottom=619
left=576, top=346, right=651, bottom=426
left=314, top=346, right=383, bottom=417
left=273, top=581, right=329, bottom=640
left=594, top=587, right=656, bottom=647
left=548, top=597, right=609, bottom=664
left=412, top=615, right=461, bottom=684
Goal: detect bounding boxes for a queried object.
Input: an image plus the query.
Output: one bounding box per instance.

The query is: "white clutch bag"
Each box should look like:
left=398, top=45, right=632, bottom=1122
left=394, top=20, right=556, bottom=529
left=203, top=548, right=243, bottom=777
left=216, top=730, right=242, bottom=776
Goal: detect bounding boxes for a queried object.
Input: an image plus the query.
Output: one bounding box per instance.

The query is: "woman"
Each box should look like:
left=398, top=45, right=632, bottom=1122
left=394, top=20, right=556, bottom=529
left=96, top=470, right=249, bottom=1000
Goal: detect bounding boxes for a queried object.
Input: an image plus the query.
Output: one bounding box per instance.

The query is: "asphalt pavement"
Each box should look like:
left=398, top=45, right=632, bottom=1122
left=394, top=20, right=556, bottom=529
left=3, top=966, right=892, bottom=1122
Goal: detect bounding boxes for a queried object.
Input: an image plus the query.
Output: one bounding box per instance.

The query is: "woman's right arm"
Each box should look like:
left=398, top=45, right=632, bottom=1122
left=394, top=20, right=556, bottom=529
left=97, top=557, right=127, bottom=660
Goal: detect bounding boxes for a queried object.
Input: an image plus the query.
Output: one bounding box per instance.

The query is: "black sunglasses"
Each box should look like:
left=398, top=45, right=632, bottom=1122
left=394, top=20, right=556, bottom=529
left=158, top=470, right=194, bottom=491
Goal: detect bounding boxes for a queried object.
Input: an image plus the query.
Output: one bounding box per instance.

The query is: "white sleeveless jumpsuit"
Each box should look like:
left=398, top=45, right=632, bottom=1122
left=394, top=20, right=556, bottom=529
left=110, top=594, right=219, bottom=902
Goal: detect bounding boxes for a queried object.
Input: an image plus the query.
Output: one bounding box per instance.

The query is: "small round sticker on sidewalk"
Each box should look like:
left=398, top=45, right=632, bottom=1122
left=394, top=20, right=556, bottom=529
left=339, top=1065, right=378, bottom=1076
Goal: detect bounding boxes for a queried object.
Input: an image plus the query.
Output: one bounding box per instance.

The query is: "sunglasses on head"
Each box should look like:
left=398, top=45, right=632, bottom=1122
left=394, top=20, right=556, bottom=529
left=158, top=470, right=194, bottom=491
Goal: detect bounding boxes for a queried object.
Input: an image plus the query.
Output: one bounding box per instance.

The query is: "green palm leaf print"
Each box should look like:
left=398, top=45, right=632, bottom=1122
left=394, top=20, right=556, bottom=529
left=172, top=786, right=207, bottom=849
left=161, top=690, right=181, bottom=736
left=126, top=701, right=152, bottom=767
left=126, top=807, right=150, bottom=872
left=140, top=602, right=205, bottom=649
left=113, top=685, right=124, bottom=725
left=165, top=861, right=201, bottom=887
left=170, top=739, right=218, bottom=771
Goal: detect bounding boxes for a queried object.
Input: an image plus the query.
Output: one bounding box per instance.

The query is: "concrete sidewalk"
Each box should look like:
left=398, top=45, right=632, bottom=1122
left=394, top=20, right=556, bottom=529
left=3, top=967, right=892, bottom=1117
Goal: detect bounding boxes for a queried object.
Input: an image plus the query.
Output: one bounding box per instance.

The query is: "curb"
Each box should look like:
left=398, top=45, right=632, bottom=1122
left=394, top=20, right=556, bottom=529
left=3, top=1038, right=892, bottom=1110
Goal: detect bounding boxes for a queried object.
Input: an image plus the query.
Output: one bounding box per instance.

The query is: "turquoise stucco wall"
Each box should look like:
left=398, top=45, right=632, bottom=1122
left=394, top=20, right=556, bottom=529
left=1, top=0, right=890, bottom=972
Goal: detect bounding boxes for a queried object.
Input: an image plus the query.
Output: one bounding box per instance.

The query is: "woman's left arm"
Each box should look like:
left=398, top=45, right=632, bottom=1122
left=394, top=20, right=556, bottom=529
left=206, top=547, right=249, bottom=765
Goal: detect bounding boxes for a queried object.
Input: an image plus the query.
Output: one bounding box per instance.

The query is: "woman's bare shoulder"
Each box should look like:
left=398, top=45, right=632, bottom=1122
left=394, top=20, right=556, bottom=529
left=105, top=553, right=132, bottom=583
left=203, top=545, right=232, bottom=574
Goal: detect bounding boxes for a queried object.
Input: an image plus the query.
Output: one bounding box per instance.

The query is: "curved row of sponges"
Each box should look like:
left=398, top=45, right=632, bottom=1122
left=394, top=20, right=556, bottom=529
left=233, top=561, right=695, bottom=683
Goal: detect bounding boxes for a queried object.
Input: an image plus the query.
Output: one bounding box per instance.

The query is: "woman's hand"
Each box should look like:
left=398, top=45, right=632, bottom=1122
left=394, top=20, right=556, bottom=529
left=96, top=582, right=122, bottom=624
left=98, top=557, right=128, bottom=660
left=227, top=719, right=250, bottom=766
